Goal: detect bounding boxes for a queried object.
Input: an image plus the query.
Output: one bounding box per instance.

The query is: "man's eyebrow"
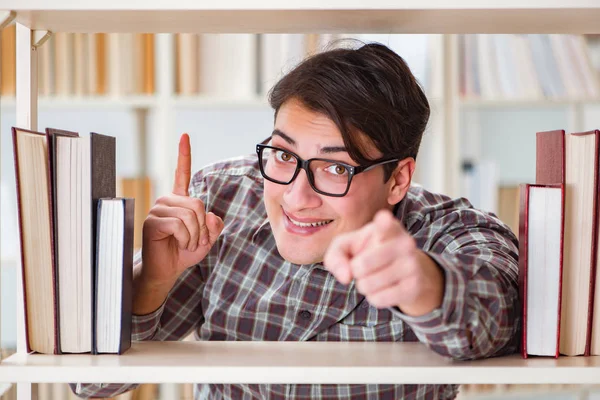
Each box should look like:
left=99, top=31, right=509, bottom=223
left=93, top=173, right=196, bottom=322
left=271, top=129, right=348, bottom=155
left=272, top=129, right=295, bottom=146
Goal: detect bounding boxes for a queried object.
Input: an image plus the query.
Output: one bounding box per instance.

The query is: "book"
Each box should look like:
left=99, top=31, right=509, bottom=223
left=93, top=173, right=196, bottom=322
left=12, top=127, right=58, bottom=354
left=47, top=127, right=88, bottom=354
left=519, top=183, right=564, bottom=358
left=94, top=198, right=134, bottom=354
left=587, top=130, right=600, bottom=355
left=49, top=129, right=116, bottom=354
left=536, top=129, right=565, bottom=185
left=12, top=126, right=117, bottom=354
left=561, top=131, right=599, bottom=356
left=90, top=132, right=117, bottom=352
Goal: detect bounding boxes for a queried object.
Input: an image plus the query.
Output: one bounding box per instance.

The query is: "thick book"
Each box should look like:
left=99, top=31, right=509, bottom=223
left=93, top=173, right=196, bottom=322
left=94, top=198, right=134, bottom=354
left=12, top=127, right=58, bottom=354
left=46, top=127, right=81, bottom=354
left=588, top=130, right=600, bottom=355
left=561, top=130, right=599, bottom=356
left=519, top=183, right=564, bottom=358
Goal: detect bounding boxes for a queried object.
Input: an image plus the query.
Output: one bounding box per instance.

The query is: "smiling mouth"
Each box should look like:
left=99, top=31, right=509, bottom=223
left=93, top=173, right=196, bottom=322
left=287, top=217, right=334, bottom=228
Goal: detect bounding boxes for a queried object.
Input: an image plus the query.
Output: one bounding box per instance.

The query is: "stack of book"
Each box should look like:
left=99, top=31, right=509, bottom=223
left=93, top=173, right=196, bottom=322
left=519, top=128, right=600, bottom=358
left=12, top=127, right=134, bottom=355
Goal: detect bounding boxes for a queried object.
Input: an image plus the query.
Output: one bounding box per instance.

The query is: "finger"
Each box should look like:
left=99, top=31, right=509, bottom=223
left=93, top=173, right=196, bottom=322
left=350, top=235, right=416, bottom=280
left=151, top=205, right=200, bottom=252
left=173, top=133, right=192, bottom=196
left=372, top=209, right=405, bottom=243
left=354, top=263, right=403, bottom=296
left=323, top=233, right=355, bottom=285
left=155, top=195, right=208, bottom=248
left=205, top=212, right=225, bottom=247
left=347, top=221, right=378, bottom=257
left=145, top=216, right=191, bottom=251
left=367, top=281, right=410, bottom=309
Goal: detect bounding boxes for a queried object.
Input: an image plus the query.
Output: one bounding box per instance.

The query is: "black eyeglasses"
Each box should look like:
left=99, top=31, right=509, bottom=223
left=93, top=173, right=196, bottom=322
left=256, top=144, right=399, bottom=197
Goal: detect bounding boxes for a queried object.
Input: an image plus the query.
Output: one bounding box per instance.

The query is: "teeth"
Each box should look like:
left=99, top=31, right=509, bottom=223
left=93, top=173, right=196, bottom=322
left=288, top=217, right=333, bottom=228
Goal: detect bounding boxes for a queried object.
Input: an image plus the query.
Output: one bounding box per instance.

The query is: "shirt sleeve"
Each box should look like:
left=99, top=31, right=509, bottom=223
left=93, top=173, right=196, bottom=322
left=391, top=209, right=521, bottom=361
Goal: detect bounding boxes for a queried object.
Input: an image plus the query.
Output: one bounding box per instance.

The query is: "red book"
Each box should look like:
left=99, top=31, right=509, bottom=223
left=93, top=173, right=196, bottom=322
left=536, top=129, right=565, bottom=185
left=519, top=183, right=564, bottom=358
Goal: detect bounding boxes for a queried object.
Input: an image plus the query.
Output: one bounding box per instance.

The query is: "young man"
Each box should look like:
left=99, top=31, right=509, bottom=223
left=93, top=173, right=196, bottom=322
left=74, top=43, right=519, bottom=399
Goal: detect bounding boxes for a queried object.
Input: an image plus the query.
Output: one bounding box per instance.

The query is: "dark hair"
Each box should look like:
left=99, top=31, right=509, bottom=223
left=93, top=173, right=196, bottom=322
left=268, top=40, right=430, bottom=182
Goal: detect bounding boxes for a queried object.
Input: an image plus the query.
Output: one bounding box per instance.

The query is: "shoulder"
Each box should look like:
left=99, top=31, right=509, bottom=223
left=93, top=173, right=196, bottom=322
left=399, top=184, right=517, bottom=250
left=191, top=154, right=263, bottom=185
left=189, top=154, right=265, bottom=218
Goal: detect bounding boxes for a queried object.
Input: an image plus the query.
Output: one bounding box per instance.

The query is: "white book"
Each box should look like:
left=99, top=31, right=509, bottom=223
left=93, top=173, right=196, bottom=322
left=55, top=134, right=93, bottom=353
left=199, top=34, right=257, bottom=98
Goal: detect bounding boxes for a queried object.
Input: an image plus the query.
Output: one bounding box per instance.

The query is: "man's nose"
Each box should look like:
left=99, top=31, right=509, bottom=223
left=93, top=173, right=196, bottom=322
left=283, top=168, right=320, bottom=207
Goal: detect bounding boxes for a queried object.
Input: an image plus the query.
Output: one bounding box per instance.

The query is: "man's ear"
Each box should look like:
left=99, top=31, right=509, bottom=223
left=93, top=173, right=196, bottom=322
left=387, top=158, right=415, bottom=206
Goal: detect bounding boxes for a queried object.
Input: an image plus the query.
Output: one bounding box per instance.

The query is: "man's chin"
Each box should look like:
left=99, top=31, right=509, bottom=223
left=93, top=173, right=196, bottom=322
left=276, top=243, right=324, bottom=265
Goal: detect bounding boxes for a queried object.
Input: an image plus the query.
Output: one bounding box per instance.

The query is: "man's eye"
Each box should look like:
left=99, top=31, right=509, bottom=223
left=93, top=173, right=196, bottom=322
left=276, top=151, right=294, bottom=162
left=325, top=164, right=348, bottom=176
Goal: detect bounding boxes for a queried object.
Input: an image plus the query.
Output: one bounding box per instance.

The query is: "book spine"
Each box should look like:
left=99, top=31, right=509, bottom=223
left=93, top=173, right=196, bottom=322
left=518, top=183, right=530, bottom=359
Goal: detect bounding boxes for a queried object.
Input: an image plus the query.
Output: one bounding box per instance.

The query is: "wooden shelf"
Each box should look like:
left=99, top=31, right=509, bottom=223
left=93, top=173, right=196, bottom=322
left=3, top=341, right=600, bottom=384
left=7, top=1, right=600, bottom=34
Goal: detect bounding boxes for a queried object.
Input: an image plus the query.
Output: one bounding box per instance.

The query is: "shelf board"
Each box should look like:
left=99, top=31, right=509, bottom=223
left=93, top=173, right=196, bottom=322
left=459, top=98, right=600, bottom=108
left=7, top=1, right=600, bottom=34
left=173, top=95, right=269, bottom=109
left=3, top=341, right=600, bottom=384
left=0, top=96, right=157, bottom=110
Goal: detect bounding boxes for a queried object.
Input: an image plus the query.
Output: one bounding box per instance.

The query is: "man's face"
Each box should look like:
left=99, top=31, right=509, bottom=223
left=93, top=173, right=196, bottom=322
left=263, top=98, right=397, bottom=265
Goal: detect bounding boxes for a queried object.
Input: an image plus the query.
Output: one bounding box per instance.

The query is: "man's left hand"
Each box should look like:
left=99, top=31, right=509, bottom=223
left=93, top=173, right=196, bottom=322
left=323, top=209, right=445, bottom=317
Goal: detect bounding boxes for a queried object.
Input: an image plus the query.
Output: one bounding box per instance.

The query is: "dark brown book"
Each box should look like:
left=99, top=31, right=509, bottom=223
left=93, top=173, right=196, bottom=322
left=536, top=129, right=565, bottom=185
left=518, top=183, right=564, bottom=359
left=12, top=127, right=58, bottom=354
left=90, top=133, right=117, bottom=353
left=94, top=198, right=134, bottom=354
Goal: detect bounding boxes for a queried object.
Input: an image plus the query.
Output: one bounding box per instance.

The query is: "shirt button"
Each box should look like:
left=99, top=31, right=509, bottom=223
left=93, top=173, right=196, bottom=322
left=299, top=310, right=312, bottom=320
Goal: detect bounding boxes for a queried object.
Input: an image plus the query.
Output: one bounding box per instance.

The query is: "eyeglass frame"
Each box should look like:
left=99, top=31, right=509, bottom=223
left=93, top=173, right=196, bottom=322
left=256, top=143, right=400, bottom=197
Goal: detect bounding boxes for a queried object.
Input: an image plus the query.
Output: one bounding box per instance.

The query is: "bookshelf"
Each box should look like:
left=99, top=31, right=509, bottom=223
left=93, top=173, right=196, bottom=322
left=2, top=2, right=600, bottom=400
left=5, top=341, right=600, bottom=385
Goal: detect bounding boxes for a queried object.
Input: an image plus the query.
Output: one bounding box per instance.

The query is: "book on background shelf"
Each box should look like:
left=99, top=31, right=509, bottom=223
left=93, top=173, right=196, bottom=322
left=459, top=34, right=600, bottom=100
left=94, top=198, right=134, bottom=355
left=0, top=31, right=155, bottom=97
left=518, top=183, right=564, bottom=358
left=119, top=177, right=153, bottom=250
left=1, top=24, right=16, bottom=95
left=497, top=185, right=520, bottom=235
left=12, top=126, right=133, bottom=355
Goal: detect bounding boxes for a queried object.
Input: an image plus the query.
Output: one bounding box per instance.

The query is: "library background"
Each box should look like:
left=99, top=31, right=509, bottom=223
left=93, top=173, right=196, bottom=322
left=2, top=25, right=600, bottom=400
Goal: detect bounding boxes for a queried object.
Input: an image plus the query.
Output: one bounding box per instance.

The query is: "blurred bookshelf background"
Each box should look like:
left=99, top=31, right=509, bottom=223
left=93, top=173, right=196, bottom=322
left=1, top=28, right=600, bottom=399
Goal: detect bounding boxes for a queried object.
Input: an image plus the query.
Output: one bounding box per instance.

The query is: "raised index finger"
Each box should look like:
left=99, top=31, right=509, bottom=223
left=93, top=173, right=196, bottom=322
left=173, top=133, right=192, bottom=196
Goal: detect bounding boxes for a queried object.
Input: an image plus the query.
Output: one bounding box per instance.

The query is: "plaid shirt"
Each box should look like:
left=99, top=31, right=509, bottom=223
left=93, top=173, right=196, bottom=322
left=73, top=154, right=520, bottom=400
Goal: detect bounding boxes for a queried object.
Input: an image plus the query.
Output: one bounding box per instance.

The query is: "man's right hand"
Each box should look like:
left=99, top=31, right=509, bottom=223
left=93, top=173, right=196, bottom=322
left=140, top=133, right=224, bottom=288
